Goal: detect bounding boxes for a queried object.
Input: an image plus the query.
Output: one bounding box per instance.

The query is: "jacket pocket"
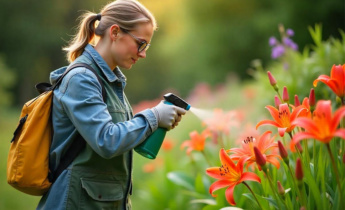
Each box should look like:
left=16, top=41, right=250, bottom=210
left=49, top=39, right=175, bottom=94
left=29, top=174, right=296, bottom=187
left=80, top=178, right=124, bottom=210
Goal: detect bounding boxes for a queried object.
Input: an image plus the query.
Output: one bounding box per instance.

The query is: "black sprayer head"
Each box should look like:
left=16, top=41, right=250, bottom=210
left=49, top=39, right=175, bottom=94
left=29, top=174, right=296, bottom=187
left=163, top=93, right=191, bottom=110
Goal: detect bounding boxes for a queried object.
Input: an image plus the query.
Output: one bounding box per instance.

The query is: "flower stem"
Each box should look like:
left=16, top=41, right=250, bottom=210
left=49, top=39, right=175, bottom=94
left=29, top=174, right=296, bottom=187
left=264, top=169, right=283, bottom=210
left=201, top=150, right=212, bottom=167
left=218, top=131, right=225, bottom=149
left=243, top=182, right=263, bottom=210
left=287, top=165, right=298, bottom=197
left=326, top=143, right=344, bottom=206
left=276, top=90, right=283, bottom=102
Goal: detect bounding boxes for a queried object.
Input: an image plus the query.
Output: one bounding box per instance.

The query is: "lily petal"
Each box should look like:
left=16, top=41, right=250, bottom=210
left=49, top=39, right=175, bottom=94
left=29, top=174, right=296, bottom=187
left=330, top=65, right=345, bottom=95
left=326, top=80, right=343, bottom=97
left=292, top=117, right=319, bottom=134
left=257, top=131, right=272, bottom=151
left=290, top=132, right=317, bottom=151
left=331, top=106, right=345, bottom=131
left=265, top=105, right=281, bottom=123
left=180, top=141, right=191, bottom=149
left=220, top=148, right=236, bottom=171
left=316, top=101, right=332, bottom=123
left=209, top=179, right=233, bottom=197
left=225, top=183, right=237, bottom=206
left=290, top=105, right=307, bottom=122
left=313, top=75, right=330, bottom=87
left=266, top=155, right=281, bottom=169
left=256, top=119, right=280, bottom=130
left=239, top=172, right=261, bottom=183
left=333, top=129, right=345, bottom=140
left=278, top=127, right=288, bottom=137
left=206, top=167, right=225, bottom=179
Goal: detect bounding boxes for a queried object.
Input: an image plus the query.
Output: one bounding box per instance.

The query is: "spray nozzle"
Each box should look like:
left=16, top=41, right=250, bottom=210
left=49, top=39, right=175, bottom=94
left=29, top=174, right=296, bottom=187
left=163, top=93, right=191, bottom=110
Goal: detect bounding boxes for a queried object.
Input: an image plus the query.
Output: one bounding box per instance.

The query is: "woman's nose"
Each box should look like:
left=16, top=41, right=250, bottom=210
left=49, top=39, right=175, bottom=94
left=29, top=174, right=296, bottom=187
left=138, top=50, right=146, bottom=58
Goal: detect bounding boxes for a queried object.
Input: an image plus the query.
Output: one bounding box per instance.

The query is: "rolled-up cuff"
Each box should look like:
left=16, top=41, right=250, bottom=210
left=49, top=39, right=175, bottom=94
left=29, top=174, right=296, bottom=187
left=134, top=109, right=158, bottom=132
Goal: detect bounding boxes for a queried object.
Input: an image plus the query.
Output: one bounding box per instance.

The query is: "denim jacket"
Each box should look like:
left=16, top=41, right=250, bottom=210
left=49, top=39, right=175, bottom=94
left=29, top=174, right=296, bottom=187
left=37, top=44, right=158, bottom=210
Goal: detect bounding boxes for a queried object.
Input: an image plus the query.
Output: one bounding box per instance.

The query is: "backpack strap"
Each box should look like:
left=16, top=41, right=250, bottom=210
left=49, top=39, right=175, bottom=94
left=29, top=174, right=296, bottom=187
left=48, top=63, right=107, bottom=183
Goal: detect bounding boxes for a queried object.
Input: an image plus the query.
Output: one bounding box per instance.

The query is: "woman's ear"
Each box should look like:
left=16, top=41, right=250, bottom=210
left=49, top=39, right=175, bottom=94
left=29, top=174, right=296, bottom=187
left=109, top=24, right=120, bottom=41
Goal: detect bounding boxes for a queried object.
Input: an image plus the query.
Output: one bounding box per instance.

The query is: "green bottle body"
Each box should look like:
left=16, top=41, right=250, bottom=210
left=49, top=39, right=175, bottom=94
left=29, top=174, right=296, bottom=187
left=134, top=127, right=167, bottom=159
left=134, top=101, right=172, bottom=159
left=135, top=94, right=191, bottom=159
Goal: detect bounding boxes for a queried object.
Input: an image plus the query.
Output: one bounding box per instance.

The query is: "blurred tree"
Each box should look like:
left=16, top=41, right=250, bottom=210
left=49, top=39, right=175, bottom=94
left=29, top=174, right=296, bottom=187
left=0, top=0, right=343, bottom=106
left=0, top=56, right=15, bottom=108
left=164, top=0, right=344, bottom=97
left=0, top=0, right=108, bottom=105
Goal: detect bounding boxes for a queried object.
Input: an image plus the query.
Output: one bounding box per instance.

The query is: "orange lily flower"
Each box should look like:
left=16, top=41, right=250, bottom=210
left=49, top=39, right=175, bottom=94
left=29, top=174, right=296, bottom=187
left=256, top=103, right=306, bottom=137
left=313, top=64, right=345, bottom=99
left=291, top=100, right=345, bottom=150
left=206, top=149, right=261, bottom=206
left=202, top=108, right=241, bottom=135
left=181, top=130, right=210, bottom=154
left=228, top=131, right=281, bottom=170
left=298, top=97, right=312, bottom=118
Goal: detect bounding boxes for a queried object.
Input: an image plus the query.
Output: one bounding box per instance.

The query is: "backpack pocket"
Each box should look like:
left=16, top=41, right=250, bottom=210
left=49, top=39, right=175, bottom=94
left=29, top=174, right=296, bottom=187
left=80, top=178, right=124, bottom=209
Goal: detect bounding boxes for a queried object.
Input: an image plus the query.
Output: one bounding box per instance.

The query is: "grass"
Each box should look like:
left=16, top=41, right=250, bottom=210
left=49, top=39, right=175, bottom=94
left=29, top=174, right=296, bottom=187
left=0, top=108, right=40, bottom=209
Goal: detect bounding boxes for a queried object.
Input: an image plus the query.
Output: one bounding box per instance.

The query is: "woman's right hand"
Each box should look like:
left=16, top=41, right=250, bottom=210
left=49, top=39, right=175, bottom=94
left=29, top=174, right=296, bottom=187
left=151, top=101, right=186, bottom=130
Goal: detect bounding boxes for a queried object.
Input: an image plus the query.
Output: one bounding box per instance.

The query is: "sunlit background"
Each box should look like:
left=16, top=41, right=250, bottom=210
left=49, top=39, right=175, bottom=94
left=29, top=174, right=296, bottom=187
left=0, top=0, right=344, bottom=209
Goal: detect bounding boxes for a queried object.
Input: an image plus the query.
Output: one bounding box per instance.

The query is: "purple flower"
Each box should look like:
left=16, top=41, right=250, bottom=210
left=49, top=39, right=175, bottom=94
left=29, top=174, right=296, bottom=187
left=283, top=37, right=293, bottom=46
left=271, top=45, right=285, bottom=59
left=283, top=37, right=298, bottom=51
left=269, top=36, right=278, bottom=46
left=286, top=29, right=294, bottom=37
left=289, top=42, right=298, bottom=51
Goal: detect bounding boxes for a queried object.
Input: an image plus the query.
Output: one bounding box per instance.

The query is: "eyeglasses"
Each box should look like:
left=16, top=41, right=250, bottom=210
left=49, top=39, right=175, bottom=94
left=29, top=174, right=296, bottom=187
left=120, top=28, right=150, bottom=53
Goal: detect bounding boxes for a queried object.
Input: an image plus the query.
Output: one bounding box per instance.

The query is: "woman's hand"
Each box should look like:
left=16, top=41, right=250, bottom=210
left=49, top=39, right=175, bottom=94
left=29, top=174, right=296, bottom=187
left=151, top=101, right=186, bottom=130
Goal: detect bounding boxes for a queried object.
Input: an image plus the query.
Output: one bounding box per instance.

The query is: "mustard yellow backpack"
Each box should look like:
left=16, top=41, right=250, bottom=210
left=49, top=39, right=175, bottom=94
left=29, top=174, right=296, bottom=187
left=7, top=63, right=105, bottom=196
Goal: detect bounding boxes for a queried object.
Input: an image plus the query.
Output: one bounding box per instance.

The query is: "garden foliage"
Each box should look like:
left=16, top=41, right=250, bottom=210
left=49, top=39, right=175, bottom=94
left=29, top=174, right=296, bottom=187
left=131, top=24, right=345, bottom=210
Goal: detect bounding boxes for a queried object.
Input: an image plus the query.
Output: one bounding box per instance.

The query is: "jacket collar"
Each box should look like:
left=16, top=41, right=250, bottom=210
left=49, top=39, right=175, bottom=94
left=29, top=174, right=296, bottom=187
left=83, top=44, right=126, bottom=83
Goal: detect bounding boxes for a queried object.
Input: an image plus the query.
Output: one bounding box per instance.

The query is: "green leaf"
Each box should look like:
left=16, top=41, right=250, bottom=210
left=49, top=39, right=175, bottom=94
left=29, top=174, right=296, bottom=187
left=167, top=171, right=195, bottom=191
left=260, top=196, right=278, bottom=209
left=195, top=173, right=206, bottom=194
left=302, top=163, right=324, bottom=209
left=242, top=193, right=270, bottom=209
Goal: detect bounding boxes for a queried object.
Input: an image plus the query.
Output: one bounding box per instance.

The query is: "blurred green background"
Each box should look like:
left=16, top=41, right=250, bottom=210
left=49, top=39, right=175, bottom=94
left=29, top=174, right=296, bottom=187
left=0, top=0, right=344, bottom=209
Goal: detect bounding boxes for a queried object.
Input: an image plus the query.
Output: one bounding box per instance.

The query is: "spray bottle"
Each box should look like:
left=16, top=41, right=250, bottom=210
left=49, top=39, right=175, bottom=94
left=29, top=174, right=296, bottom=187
left=134, top=93, right=191, bottom=159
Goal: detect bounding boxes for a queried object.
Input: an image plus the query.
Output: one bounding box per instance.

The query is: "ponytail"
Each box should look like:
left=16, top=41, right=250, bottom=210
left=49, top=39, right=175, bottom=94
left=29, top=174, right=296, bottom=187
left=63, top=13, right=100, bottom=63
left=63, top=0, right=157, bottom=63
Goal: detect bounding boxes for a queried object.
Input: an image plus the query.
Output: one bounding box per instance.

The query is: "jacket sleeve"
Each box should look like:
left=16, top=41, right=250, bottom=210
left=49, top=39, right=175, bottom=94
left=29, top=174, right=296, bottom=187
left=58, top=68, right=158, bottom=159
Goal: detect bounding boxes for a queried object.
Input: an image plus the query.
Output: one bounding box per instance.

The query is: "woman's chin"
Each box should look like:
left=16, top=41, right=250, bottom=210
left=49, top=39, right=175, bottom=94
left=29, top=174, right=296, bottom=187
left=118, top=63, right=133, bottom=70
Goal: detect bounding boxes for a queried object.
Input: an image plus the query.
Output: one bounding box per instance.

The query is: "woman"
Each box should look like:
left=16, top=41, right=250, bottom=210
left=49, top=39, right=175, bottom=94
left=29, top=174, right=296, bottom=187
left=37, top=0, right=186, bottom=209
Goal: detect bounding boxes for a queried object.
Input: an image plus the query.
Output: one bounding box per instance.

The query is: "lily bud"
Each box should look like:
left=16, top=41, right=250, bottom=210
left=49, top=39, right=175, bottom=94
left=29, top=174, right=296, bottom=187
left=277, top=181, right=285, bottom=197
left=294, top=95, right=300, bottom=106
left=295, top=158, right=304, bottom=185
left=283, top=86, right=289, bottom=103
left=267, top=71, right=277, bottom=86
left=274, top=95, right=281, bottom=108
left=309, top=88, right=315, bottom=112
left=254, top=147, right=266, bottom=170
left=278, top=141, right=289, bottom=164
left=267, top=71, right=279, bottom=91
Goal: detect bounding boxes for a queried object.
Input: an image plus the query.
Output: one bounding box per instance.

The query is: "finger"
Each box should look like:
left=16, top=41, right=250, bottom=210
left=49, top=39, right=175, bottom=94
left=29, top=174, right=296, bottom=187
left=174, top=106, right=187, bottom=115
left=175, top=115, right=182, bottom=123
left=173, top=121, right=179, bottom=127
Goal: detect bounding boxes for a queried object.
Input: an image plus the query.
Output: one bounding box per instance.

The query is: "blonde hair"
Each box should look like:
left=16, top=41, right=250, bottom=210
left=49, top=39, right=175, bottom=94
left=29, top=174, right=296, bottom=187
left=63, top=0, right=157, bottom=63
